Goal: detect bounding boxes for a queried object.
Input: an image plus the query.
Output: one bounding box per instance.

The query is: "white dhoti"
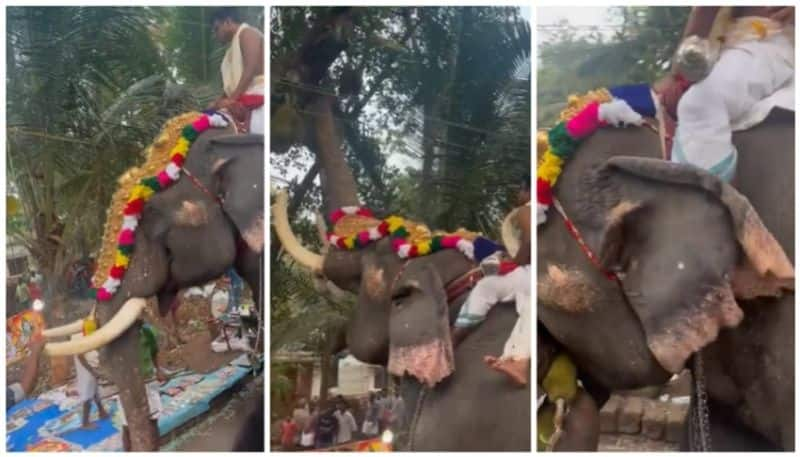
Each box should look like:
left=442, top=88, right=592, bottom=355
left=222, top=23, right=265, bottom=134
left=672, top=19, right=794, bottom=182
left=455, top=265, right=531, bottom=359
left=74, top=352, right=99, bottom=403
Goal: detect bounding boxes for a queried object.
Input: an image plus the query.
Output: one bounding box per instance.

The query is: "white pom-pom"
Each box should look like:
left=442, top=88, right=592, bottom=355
left=122, top=216, right=139, bottom=231
left=398, top=244, right=411, bottom=258
left=456, top=239, right=475, bottom=260
left=102, top=278, right=121, bottom=293
left=328, top=235, right=340, bottom=244
left=208, top=114, right=228, bottom=127
left=598, top=99, right=643, bottom=127
left=537, top=203, right=549, bottom=226
left=368, top=227, right=382, bottom=240
left=166, top=163, right=181, bottom=180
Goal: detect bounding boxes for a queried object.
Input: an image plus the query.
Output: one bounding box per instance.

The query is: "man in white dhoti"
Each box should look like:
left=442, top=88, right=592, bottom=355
left=210, top=8, right=264, bottom=134
left=657, top=7, right=794, bottom=181
left=453, top=176, right=531, bottom=386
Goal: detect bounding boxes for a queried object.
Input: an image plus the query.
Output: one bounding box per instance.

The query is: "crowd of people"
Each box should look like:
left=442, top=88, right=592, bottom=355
left=279, top=390, right=405, bottom=451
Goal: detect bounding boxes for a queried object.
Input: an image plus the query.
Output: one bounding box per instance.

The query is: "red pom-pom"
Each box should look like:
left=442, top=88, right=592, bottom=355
left=391, top=238, right=405, bottom=252
left=440, top=236, right=460, bottom=248
left=124, top=198, right=145, bottom=215
left=157, top=171, right=172, bottom=188
left=377, top=221, right=389, bottom=235
left=109, top=266, right=126, bottom=279
left=170, top=153, right=185, bottom=167
left=336, top=237, right=347, bottom=249
left=537, top=178, right=553, bottom=205
left=330, top=208, right=346, bottom=225
left=356, top=208, right=374, bottom=218
left=409, top=245, right=419, bottom=257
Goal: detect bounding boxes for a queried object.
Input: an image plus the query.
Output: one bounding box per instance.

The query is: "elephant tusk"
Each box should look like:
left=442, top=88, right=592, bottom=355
left=44, top=298, right=146, bottom=356
left=42, top=319, right=84, bottom=339
left=501, top=207, right=520, bottom=258
left=272, top=190, right=324, bottom=272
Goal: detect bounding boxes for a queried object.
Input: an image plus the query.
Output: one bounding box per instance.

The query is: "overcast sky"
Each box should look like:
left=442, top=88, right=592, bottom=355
left=536, top=7, right=619, bottom=44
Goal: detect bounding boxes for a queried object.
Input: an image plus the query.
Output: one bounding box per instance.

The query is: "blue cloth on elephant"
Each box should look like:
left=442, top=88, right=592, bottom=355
left=609, top=84, right=656, bottom=117
left=473, top=236, right=503, bottom=263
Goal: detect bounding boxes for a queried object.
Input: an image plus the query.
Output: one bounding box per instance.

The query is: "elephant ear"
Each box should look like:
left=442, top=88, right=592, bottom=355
left=589, top=157, right=793, bottom=374
left=211, top=135, right=264, bottom=253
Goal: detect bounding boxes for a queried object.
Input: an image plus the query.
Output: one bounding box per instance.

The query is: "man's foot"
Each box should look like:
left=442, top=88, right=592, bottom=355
left=80, top=422, right=98, bottom=430
left=485, top=355, right=529, bottom=387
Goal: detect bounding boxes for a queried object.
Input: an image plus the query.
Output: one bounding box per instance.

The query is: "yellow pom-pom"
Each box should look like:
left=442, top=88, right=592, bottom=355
left=174, top=137, right=191, bottom=154
left=114, top=252, right=130, bottom=268
left=751, top=20, right=767, bottom=39
left=82, top=317, right=98, bottom=336
left=386, top=216, right=405, bottom=234
left=416, top=242, right=431, bottom=256
left=537, top=151, right=563, bottom=186
left=129, top=184, right=154, bottom=201
left=343, top=237, right=356, bottom=249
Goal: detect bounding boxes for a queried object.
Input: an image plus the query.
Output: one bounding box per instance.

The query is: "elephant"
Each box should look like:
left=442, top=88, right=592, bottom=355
left=537, top=108, right=794, bottom=451
left=42, top=121, right=265, bottom=451
left=275, top=196, right=531, bottom=450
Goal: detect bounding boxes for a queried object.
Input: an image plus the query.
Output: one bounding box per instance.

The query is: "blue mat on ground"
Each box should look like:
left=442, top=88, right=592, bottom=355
left=7, top=355, right=257, bottom=451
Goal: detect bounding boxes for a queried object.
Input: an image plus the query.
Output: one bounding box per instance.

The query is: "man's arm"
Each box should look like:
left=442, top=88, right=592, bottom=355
left=228, top=28, right=264, bottom=100
left=512, top=205, right=531, bottom=266
left=682, top=7, right=721, bottom=39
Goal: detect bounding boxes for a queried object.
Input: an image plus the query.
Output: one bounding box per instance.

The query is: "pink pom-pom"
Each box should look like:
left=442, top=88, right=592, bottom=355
left=118, top=229, right=135, bottom=246
left=157, top=171, right=172, bottom=188
left=391, top=238, right=406, bottom=252
left=192, top=115, right=211, bottom=132
left=358, top=231, right=370, bottom=245
left=441, top=236, right=460, bottom=248
left=330, top=208, right=345, bottom=224
left=96, top=288, right=113, bottom=301
left=565, top=102, right=601, bottom=139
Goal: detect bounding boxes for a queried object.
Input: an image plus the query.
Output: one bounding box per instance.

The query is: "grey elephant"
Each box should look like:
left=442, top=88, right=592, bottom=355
left=273, top=96, right=530, bottom=451
left=538, top=109, right=794, bottom=451
left=42, top=114, right=264, bottom=451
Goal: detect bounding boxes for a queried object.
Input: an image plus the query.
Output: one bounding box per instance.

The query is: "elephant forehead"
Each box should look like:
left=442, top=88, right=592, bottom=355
left=364, top=264, right=387, bottom=299
left=538, top=264, right=596, bottom=312
left=175, top=200, right=210, bottom=227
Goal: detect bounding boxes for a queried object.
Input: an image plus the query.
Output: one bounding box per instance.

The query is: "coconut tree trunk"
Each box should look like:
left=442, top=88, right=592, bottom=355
left=309, top=95, right=360, bottom=214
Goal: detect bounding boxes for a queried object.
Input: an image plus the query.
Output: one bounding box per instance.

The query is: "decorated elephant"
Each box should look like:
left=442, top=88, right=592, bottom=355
left=41, top=112, right=264, bottom=450
left=273, top=96, right=530, bottom=451
left=537, top=91, right=794, bottom=451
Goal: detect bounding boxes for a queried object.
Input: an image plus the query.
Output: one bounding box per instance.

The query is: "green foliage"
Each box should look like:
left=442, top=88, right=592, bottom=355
left=270, top=7, right=531, bottom=351
left=537, top=6, right=690, bottom=127
left=6, top=6, right=258, bottom=309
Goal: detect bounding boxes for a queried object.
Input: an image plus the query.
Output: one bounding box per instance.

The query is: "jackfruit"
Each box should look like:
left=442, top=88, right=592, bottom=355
left=537, top=402, right=556, bottom=451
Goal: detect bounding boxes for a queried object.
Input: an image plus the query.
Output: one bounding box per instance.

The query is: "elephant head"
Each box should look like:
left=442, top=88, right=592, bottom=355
left=273, top=192, right=473, bottom=386
left=564, top=156, right=792, bottom=375
left=42, top=125, right=264, bottom=450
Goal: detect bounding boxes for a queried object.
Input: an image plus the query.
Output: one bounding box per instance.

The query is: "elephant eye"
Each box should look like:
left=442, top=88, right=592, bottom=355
left=392, top=286, right=413, bottom=306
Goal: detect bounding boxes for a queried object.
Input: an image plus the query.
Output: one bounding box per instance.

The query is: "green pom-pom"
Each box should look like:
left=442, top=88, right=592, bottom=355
left=548, top=122, right=580, bottom=159
left=117, top=244, right=134, bottom=256
left=392, top=227, right=409, bottom=238
left=182, top=125, right=199, bottom=142
left=430, top=236, right=443, bottom=252
left=141, top=176, right=161, bottom=192
left=89, top=288, right=98, bottom=299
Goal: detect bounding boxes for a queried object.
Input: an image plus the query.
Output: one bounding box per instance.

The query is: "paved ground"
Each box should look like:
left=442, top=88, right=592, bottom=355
left=163, top=374, right=263, bottom=451
left=600, top=433, right=679, bottom=451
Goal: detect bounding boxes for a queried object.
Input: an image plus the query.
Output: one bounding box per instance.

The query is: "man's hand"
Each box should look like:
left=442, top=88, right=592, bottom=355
left=770, top=7, right=794, bottom=26
left=29, top=332, right=45, bottom=355
left=653, top=73, right=689, bottom=119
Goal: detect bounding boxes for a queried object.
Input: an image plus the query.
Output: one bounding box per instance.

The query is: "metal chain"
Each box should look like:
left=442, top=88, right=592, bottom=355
left=691, top=351, right=712, bottom=451
left=407, top=381, right=428, bottom=451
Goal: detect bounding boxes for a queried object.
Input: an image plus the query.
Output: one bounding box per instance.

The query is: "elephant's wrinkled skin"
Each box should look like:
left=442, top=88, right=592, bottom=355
left=97, top=129, right=264, bottom=450
left=537, top=110, right=793, bottom=450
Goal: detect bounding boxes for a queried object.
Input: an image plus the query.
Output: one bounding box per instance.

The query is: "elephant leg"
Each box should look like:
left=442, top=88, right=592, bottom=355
left=101, top=322, right=159, bottom=451
left=553, top=389, right=599, bottom=451
left=234, top=246, right=262, bottom=311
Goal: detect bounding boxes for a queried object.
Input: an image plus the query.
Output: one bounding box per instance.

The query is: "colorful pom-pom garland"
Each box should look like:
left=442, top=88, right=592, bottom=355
left=537, top=84, right=655, bottom=225
left=326, top=213, right=475, bottom=260
left=93, top=111, right=229, bottom=301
